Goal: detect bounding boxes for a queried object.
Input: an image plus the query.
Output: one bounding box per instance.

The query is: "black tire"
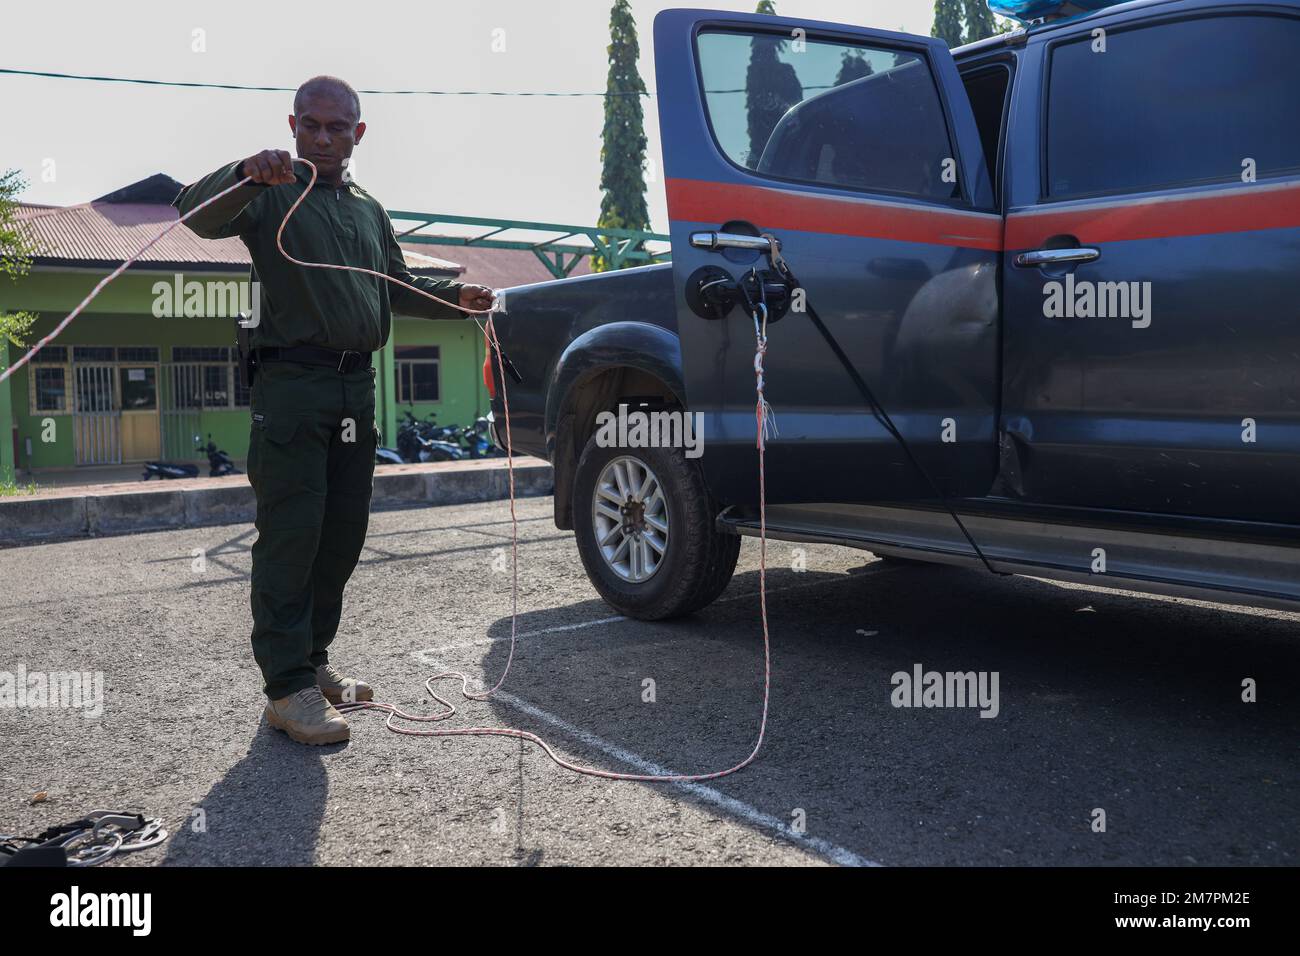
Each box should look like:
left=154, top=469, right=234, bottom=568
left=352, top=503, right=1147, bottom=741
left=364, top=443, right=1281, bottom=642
left=572, top=435, right=739, bottom=620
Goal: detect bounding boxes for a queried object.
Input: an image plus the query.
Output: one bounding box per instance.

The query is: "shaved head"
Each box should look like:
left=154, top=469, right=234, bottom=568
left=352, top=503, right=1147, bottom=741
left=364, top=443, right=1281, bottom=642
left=294, top=75, right=361, bottom=122
left=288, top=75, right=366, bottom=186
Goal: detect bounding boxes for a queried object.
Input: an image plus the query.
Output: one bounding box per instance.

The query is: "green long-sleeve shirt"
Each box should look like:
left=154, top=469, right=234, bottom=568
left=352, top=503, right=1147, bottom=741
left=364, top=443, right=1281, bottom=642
left=173, top=160, right=464, bottom=353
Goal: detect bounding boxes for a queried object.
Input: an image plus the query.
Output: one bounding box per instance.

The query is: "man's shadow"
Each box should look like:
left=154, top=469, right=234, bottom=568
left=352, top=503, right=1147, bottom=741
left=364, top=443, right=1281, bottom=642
left=162, top=718, right=336, bottom=866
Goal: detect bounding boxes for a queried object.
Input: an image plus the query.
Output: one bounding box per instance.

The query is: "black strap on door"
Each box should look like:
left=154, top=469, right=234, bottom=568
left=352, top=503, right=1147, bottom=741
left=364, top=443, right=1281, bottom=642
left=752, top=239, right=1004, bottom=576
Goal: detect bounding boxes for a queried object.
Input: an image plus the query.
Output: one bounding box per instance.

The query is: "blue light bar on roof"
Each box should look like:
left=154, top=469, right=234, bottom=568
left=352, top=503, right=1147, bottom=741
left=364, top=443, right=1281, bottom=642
left=987, top=0, right=1119, bottom=24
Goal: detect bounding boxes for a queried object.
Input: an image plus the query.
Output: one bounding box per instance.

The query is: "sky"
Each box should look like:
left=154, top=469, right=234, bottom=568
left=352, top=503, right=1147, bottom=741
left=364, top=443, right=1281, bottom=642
left=4, top=0, right=942, bottom=234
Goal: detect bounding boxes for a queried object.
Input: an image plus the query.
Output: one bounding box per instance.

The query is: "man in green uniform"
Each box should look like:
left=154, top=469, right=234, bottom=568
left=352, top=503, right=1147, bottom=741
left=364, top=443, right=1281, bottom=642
left=174, top=75, right=494, bottom=745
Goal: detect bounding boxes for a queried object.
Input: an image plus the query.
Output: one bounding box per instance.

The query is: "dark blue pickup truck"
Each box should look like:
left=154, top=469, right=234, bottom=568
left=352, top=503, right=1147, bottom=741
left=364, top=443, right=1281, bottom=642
left=486, top=0, right=1300, bottom=620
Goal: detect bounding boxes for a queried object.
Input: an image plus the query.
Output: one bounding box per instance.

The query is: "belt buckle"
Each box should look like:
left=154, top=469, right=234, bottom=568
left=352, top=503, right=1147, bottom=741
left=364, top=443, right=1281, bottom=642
left=337, top=349, right=360, bottom=373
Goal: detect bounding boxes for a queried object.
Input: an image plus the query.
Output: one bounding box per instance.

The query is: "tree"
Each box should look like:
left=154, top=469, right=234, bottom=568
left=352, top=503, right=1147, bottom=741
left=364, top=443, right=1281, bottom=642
left=963, top=0, right=1002, bottom=44
left=933, top=0, right=1009, bottom=48
left=593, top=0, right=649, bottom=272
left=931, top=0, right=966, bottom=48
left=834, top=50, right=874, bottom=86
left=746, top=0, right=803, bottom=168
left=0, top=169, right=36, bottom=352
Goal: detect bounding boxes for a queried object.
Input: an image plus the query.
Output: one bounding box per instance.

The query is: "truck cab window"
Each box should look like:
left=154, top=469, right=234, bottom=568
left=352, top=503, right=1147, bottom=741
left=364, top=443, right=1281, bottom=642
left=696, top=30, right=960, bottom=201
left=960, top=64, right=1010, bottom=207
left=1046, top=15, right=1300, bottom=198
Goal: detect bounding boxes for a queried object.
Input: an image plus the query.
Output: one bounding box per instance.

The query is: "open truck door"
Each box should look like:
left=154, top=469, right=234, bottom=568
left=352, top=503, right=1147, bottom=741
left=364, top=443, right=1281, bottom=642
left=653, top=8, right=1002, bottom=507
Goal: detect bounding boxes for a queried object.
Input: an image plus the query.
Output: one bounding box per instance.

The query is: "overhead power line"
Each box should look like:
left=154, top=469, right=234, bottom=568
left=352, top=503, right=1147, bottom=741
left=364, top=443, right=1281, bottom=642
left=0, top=67, right=650, bottom=97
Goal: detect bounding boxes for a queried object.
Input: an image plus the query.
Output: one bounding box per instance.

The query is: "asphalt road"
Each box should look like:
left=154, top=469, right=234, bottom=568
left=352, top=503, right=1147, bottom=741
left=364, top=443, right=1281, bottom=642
left=1, top=497, right=1296, bottom=866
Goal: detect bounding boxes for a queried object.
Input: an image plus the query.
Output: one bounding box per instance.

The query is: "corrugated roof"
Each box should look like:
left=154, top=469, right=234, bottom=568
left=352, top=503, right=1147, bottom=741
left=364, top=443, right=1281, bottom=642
left=399, top=241, right=592, bottom=288
left=13, top=172, right=592, bottom=286
left=17, top=201, right=252, bottom=270
left=16, top=200, right=465, bottom=275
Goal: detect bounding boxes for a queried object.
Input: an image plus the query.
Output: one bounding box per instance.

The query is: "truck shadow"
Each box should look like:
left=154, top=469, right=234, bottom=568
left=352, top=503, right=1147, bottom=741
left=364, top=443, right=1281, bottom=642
left=472, top=560, right=1300, bottom=866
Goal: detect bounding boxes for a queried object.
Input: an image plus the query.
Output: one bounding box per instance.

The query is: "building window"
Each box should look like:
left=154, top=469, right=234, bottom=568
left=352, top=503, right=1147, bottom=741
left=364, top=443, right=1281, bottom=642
left=30, top=365, right=69, bottom=413
left=73, top=346, right=115, bottom=362
left=117, top=346, right=160, bottom=363
left=396, top=346, right=440, bottom=403
left=202, top=365, right=230, bottom=407
left=173, top=347, right=230, bottom=362
left=29, top=346, right=67, bottom=363
left=169, top=347, right=248, bottom=409
left=27, top=347, right=69, bottom=414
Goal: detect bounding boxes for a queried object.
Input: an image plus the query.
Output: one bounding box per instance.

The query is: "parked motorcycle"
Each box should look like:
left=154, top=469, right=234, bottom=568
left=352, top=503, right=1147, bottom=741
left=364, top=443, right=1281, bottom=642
left=141, top=434, right=242, bottom=480
left=461, top=416, right=504, bottom=459
left=396, top=410, right=464, bottom=463
left=199, top=435, right=241, bottom=477
left=140, top=459, right=199, bottom=481
left=402, top=410, right=503, bottom=460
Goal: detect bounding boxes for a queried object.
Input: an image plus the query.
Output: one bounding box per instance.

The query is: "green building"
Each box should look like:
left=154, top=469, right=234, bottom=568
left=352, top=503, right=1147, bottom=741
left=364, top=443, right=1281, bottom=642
left=0, top=173, right=586, bottom=481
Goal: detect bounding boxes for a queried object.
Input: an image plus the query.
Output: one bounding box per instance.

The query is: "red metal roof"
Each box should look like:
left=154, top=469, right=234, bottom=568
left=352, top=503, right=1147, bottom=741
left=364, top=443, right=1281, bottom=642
left=16, top=200, right=465, bottom=275
left=15, top=178, right=590, bottom=287
left=17, top=201, right=252, bottom=270
left=399, top=241, right=593, bottom=288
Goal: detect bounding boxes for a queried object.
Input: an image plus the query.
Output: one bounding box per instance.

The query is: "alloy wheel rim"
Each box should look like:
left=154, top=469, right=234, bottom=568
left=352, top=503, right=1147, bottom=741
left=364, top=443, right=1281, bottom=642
left=592, top=455, right=669, bottom=583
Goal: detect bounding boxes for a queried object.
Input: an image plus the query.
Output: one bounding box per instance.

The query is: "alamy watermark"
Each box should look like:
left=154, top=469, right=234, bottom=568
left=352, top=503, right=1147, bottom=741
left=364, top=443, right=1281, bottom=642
left=50, top=886, right=150, bottom=936
left=1042, top=274, right=1152, bottom=329
left=152, top=274, right=261, bottom=327
left=594, top=403, right=704, bottom=459
left=890, top=664, right=1000, bottom=718
left=0, top=665, right=104, bottom=718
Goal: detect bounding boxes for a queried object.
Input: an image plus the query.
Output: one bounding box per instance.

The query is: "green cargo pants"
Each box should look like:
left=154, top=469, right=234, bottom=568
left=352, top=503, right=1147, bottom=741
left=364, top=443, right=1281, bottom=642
left=246, top=360, right=378, bottom=700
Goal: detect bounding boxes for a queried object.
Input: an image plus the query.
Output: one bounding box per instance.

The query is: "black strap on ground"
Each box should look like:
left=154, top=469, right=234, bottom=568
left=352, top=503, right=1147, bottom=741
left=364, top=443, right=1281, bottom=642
left=770, top=259, right=1004, bottom=576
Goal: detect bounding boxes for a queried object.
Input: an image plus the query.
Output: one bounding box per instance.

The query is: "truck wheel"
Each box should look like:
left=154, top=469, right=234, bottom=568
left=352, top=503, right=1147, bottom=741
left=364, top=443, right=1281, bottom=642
left=572, top=435, right=739, bottom=620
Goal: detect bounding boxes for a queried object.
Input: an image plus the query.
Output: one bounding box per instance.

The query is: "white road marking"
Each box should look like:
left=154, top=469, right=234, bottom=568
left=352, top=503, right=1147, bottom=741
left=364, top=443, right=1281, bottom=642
left=406, top=563, right=893, bottom=865
left=417, top=651, right=883, bottom=868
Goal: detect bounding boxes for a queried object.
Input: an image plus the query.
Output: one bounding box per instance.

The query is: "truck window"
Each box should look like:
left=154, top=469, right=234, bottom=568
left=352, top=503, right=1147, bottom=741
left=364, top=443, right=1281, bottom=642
left=696, top=29, right=960, bottom=201
left=1045, top=15, right=1300, bottom=199
left=960, top=63, right=1010, bottom=207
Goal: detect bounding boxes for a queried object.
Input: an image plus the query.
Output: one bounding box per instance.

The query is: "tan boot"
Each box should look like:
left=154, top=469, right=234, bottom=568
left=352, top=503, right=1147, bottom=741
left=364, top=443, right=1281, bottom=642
left=264, top=686, right=350, bottom=745
left=316, top=663, right=373, bottom=706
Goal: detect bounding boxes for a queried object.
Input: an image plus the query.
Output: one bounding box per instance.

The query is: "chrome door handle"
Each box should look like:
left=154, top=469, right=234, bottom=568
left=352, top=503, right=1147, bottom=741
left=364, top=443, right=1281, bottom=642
left=1014, top=247, right=1100, bottom=267
left=689, top=231, right=777, bottom=253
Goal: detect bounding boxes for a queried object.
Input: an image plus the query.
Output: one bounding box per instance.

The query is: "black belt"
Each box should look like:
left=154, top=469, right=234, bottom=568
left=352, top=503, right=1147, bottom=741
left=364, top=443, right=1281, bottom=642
left=253, top=346, right=373, bottom=373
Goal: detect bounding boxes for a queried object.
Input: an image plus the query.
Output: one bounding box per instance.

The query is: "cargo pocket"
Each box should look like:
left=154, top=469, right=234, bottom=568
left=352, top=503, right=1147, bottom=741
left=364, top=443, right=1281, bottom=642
left=248, top=414, right=302, bottom=493
left=253, top=413, right=300, bottom=445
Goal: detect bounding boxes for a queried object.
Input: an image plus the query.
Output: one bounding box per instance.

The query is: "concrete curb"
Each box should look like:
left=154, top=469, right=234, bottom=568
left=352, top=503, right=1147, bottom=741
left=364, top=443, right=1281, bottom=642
left=0, top=457, right=553, bottom=547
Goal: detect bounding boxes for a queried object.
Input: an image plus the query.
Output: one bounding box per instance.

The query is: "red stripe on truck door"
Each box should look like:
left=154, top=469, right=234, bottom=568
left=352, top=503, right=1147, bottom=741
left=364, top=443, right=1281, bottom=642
left=666, top=178, right=1003, bottom=251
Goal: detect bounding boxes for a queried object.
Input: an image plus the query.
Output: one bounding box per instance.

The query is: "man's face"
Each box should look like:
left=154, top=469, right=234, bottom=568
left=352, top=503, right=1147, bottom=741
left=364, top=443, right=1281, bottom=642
left=288, top=90, right=365, bottom=181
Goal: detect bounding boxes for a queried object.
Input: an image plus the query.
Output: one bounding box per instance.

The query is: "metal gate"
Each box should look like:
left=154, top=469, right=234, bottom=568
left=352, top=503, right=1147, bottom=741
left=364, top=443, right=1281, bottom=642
left=160, top=363, right=204, bottom=460
left=72, top=364, right=121, bottom=465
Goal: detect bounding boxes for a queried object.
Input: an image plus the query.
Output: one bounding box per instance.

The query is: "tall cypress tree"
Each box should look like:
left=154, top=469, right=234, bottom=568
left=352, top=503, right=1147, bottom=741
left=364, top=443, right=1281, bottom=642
left=963, top=0, right=1000, bottom=44
left=594, top=0, right=649, bottom=272
left=746, top=0, right=802, bottom=168
left=931, top=0, right=966, bottom=47
left=834, top=50, right=873, bottom=86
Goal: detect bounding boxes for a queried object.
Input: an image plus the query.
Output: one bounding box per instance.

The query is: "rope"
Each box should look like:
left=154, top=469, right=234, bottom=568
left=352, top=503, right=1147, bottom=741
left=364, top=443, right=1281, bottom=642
left=6, top=157, right=773, bottom=783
